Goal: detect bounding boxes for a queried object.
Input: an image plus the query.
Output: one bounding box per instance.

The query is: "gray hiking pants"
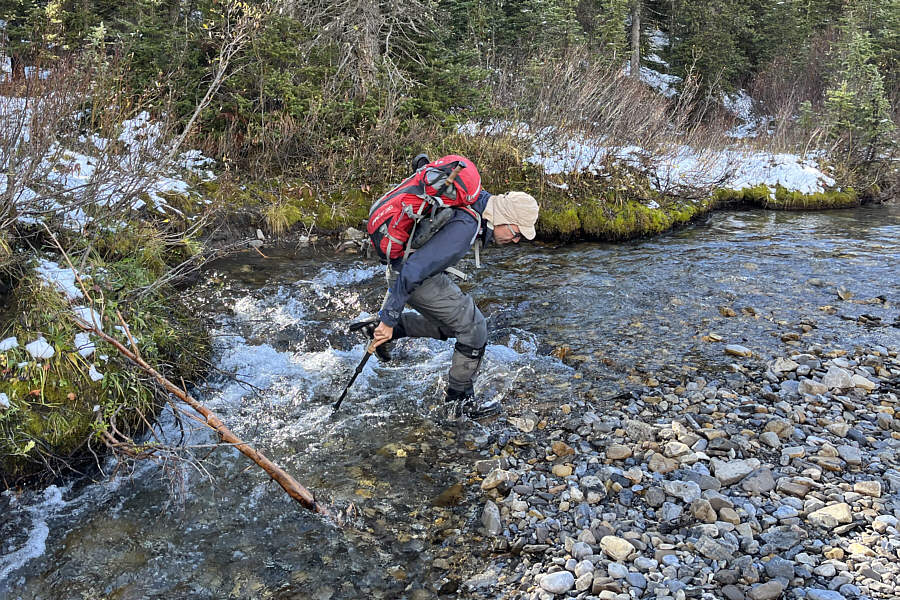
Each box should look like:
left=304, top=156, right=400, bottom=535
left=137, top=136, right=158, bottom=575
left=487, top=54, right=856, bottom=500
left=393, top=272, right=487, bottom=393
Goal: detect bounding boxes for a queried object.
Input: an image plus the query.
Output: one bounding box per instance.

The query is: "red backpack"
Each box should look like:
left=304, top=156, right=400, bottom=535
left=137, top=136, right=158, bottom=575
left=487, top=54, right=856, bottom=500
left=367, top=155, right=481, bottom=261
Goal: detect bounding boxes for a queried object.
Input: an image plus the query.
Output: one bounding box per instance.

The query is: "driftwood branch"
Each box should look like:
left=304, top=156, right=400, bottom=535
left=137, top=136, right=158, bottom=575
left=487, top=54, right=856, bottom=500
left=71, top=315, right=330, bottom=516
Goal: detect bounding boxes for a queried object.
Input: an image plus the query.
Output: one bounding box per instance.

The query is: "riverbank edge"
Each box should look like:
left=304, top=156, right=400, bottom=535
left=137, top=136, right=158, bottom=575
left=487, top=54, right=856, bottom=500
left=0, top=173, right=872, bottom=487
left=201, top=165, right=870, bottom=246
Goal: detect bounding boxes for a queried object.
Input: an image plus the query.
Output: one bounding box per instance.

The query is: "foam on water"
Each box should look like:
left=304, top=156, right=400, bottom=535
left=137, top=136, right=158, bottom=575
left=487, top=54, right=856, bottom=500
left=0, top=485, right=66, bottom=583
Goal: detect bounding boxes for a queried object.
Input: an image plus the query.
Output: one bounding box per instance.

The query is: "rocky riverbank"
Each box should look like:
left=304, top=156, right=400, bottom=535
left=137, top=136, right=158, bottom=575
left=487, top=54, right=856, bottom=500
left=431, top=341, right=900, bottom=600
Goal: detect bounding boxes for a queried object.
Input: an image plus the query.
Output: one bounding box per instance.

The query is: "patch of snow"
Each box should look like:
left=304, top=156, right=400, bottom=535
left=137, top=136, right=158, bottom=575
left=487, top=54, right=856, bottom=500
left=646, top=53, right=669, bottom=68
left=74, top=332, right=95, bottom=357
left=0, top=336, right=18, bottom=351
left=723, top=90, right=763, bottom=138
left=25, top=337, right=55, bottom=360
left=649, top=30, right=669, bottom=51
left=35, top=259, right=84, bottom=300
left=23, top=66, right=50, bottom=80
left=88, top=364, right=104, bottom=382
left=475, top=120, right=835, bottom=198
left=0, top=393, right=9, bottom=409
left=72, top=306, right=104, bottom=331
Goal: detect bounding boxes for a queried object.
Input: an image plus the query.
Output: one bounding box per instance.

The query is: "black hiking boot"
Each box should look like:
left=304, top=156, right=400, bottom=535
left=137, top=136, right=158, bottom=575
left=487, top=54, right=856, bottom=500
left=445, top=387, right=500, bottom=420
left=348, top=318, right=391, bottom=362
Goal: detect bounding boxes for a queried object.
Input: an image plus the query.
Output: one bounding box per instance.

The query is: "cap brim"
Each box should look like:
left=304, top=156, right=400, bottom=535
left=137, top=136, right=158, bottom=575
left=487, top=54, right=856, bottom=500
left=520, top=226, right=536, bottom=240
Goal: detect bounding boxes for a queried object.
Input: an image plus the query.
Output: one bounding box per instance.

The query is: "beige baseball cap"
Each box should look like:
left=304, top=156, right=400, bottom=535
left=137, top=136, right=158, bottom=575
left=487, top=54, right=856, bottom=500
left=485, top=191, right=539, bottom=240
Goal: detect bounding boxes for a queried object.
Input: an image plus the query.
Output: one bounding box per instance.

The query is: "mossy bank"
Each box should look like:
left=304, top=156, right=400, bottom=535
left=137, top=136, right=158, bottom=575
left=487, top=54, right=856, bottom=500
left=1, top=244, right=210, bottom=488
left=214, top=134, right=866, bottom=244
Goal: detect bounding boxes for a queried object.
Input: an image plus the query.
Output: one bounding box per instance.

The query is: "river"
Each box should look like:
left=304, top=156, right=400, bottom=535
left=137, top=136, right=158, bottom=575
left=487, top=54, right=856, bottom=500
left=2, top=205, right=899, bottom=599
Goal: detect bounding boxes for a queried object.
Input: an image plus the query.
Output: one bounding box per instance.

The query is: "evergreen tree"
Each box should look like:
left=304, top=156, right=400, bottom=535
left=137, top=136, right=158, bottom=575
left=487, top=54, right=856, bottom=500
left=825, top=12, right=895, bottom=161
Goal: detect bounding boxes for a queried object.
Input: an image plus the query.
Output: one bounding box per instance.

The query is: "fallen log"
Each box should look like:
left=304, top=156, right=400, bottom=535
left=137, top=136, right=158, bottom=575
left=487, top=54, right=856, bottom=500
left=71, top=313, right=330, bottom=517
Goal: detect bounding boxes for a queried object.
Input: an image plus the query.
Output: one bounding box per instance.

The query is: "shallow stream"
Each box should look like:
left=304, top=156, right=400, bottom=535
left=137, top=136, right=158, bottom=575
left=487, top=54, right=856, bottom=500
left=2, top=206, right=899, bottom=599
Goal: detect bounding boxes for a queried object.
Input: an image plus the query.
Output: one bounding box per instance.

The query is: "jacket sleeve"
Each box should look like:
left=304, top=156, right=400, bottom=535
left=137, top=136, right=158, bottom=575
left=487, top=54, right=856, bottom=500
left=378, top=216, right=476, bottom=327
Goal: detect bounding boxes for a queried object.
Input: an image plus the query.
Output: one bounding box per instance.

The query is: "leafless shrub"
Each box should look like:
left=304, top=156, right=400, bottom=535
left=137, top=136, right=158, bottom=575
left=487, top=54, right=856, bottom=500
left=483, top=46, right=736, bottom=199
left=283, top=0, right=433, bottom=96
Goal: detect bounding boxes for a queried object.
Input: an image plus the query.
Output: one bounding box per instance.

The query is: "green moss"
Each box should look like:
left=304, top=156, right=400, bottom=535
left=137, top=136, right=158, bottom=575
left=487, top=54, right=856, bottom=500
left=1, top=256, right=209, bottom=487
left=771, top=185, right=859, bottom=209
left=714, top=184, right=858, bottom=210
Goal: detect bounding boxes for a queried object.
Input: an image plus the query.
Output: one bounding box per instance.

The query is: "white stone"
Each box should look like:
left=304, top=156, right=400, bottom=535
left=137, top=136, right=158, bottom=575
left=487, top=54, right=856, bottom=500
left=607, top=562, right=629, bottom=579
left=799, top=379, right=828, bottom=395
left=663, top=480, right=702, bottom=503
left=481, top=500, right=502, bottom=535
left=772, top=357, right=799, bottom=373
left=540, top=571, right=575, bottom=594
left=822, top=366, right=853, bottom=390
left=725, top=344, right=752, bottom=357
left=481, top=469, right=517, bottom=490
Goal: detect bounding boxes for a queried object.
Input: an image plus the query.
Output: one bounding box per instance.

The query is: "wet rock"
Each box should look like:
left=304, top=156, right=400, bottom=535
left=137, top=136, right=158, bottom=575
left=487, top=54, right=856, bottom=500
left=726, top=344, right=753, bottom=357
left=540, top=571, right=575, bottom=594
left=482, top=501, right=502, bottom=536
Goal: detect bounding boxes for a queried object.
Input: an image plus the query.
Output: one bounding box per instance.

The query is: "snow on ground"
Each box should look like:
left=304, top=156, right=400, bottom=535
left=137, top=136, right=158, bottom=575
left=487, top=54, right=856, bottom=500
left=623, top=62, right=682, bottom=99
left=0, top=337, right=18, bottom=351
left=74, top=332, right=95, bottom=358
left=2, top=89, right=217, bottom=230
left=35, top=259, right=85, bottom=301
left=25, top=337, right=54, bottom=360
left=0, top=393, right=8, bottom=409
left=464, top=121, right=835, bottom=199
left=723, top=90, right=767, bottom=139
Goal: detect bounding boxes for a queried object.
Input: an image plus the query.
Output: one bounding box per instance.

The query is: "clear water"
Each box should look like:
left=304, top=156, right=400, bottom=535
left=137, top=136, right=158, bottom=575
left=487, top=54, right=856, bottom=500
left=2, top=206, right=899, bottom=599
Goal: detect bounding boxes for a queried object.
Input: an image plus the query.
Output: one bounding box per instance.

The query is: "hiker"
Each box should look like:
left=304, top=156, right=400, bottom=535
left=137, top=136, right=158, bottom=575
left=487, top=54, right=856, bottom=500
left=358, top=154, right=539, bottom=418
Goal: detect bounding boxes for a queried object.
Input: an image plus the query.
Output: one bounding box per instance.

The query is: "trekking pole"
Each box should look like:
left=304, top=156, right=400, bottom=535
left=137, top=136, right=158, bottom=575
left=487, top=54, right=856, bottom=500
left=333, top=342, right=375, bottom=411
